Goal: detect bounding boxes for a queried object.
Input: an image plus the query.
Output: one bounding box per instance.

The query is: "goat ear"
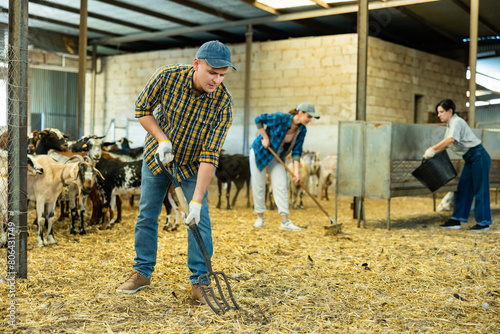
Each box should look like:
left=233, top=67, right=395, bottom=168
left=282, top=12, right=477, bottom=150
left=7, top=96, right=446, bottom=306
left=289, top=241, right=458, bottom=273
left=63, top=133, right=71, bottom=139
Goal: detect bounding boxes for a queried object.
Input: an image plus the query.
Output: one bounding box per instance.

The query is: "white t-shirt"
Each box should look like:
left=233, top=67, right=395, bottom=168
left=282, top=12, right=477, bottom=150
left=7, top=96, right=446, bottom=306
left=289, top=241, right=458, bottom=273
left=445, top=114, right=481, bottom=156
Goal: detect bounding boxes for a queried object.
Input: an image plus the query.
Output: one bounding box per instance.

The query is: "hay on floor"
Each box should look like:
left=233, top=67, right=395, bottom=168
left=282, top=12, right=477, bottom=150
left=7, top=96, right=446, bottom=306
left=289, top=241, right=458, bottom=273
left=1, top=186, right=499, bottom=333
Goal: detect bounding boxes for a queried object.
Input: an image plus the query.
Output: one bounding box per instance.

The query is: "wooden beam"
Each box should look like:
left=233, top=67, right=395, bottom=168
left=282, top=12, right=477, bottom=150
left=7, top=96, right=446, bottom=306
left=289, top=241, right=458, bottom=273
left=311, top=0, right=331, bottom=9
left=167, top=0, right=288, bottom=41
left=95, top=0, right=441, bottom=46
left=78, top=0, right=87, bottom=138
left=238, top=0, right=281, bottom=15
left=468, top=0, right=479, bottom=127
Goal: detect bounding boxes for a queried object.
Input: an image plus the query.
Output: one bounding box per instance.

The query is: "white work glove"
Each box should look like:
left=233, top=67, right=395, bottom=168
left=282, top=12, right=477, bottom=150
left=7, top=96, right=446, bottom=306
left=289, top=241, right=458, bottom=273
left=184, top=200, right=202, bottom=227
left=423, top=147, right=436, bottom=160
left=156, top=139, right=174, bottom=164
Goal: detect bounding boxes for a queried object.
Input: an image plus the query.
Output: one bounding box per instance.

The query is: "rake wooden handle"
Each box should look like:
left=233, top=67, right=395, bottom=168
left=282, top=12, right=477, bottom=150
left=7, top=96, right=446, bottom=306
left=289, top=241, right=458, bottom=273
left=267, top=146, right=332, bottom=219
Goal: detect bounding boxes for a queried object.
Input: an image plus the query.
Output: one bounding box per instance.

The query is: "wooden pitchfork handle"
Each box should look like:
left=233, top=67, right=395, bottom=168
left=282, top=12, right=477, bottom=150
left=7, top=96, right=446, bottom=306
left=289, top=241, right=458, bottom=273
left=267, top=146, right=338, bottom=225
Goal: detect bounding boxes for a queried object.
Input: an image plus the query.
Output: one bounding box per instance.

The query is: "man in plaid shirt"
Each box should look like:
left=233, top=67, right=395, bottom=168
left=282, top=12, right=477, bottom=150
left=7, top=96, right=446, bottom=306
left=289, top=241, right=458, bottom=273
left=117, top=41, right=236, bottom=306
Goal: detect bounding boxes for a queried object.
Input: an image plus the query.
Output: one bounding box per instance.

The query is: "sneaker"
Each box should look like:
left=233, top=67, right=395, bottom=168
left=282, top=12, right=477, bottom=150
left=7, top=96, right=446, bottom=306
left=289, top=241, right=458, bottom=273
left=254, top=216, right=264, bottom=228
left=116, top=272, right=150, bottom=294
left=280, top=219, right=301, bottom=231
left=192, top=283, right=218, bottom=306
left=439, top=219, right=461, bottom=229
left=469, top=224, right=490, bottom=231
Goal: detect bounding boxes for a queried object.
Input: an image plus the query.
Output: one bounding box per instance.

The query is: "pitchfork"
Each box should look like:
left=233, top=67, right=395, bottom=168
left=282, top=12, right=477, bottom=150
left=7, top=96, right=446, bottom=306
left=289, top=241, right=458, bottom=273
left=155, top=154, right=240, bottom=315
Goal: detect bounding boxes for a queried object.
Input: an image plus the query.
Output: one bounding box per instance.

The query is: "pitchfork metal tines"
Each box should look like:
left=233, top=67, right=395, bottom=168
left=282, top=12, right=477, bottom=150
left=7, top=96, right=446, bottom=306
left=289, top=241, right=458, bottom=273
left=154, top=154, right=240, bottom=315
left=190, top=222, right=240, bottom=315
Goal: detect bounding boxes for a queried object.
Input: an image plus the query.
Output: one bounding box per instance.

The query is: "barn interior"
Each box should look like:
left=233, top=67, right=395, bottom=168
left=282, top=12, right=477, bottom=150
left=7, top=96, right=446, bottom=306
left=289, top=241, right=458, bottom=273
left=0, top=0, right=499, bottom=147
left=1, top=1, right=500, bottom=332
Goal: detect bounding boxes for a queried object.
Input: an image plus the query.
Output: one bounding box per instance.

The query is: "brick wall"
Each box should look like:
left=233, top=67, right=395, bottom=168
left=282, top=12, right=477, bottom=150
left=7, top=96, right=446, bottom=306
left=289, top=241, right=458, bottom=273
left=85, top=34, right=466, bottom=156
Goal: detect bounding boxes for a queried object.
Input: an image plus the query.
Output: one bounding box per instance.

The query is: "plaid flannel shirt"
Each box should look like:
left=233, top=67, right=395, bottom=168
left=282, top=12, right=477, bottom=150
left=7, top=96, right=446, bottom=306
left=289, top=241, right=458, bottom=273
left=135, top=64, right=233, bottom=179
left=251, top=112, right=306, bottom=171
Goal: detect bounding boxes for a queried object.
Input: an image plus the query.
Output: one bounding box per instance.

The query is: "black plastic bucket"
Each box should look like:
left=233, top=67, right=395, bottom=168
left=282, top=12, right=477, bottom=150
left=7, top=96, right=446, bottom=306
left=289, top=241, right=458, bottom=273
left=412, top=150, right=457, bottom=192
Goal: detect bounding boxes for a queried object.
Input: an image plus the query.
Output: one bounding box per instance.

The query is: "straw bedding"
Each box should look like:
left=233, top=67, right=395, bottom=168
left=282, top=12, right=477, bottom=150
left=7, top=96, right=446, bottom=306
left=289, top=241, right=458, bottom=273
left=1, top=185, right=499, bottom=333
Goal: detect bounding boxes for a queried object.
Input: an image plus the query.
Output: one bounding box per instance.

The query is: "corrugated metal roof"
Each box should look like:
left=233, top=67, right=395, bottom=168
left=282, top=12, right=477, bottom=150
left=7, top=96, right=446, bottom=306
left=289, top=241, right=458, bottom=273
left=0, top=0, right=498, bottom=62
left=0, top=0, right=499, bottom=103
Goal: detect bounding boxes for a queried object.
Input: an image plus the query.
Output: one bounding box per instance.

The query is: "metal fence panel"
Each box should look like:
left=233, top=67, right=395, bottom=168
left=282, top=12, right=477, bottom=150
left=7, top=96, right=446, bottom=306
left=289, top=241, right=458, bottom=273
left=336, top=121, right=364, bottom=197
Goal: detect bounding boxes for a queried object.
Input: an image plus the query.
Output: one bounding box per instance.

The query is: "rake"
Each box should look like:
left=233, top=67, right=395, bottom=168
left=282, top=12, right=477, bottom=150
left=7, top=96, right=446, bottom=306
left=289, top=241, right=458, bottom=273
left=155, top=154, right=240, bottom=315
left=267, top=147, right=342, bottom=235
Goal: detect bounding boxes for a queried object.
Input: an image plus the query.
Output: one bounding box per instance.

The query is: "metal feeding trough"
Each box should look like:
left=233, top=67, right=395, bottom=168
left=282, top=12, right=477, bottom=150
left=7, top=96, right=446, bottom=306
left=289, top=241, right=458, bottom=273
left=335, top=121, right=500, bottom=229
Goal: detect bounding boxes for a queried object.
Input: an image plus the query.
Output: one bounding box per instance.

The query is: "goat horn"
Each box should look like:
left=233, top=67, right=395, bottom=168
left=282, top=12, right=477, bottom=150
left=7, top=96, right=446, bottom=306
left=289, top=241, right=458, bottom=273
left=93, top=167, right=104, bottom=180
left=83, top=155, right=94, bottom=165
left=66, top=155, right=84, bottom=164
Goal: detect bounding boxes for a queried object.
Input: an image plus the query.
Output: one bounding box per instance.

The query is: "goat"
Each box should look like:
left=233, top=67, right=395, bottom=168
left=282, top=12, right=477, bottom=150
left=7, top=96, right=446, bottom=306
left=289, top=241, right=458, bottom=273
left=0, top=130, right=41, bottom=154
left=1, top=155, right=43, bottom=247
left=437, top=191, right=475, bottom=212
left=302, top=150, right=321, bottom=197
left=70, top=136, right=127, bottom=226
left=94, top=157, right=142, bottom=229
left=215, top=153, right=251, bottom=209
left=162, top=184, right=181, bottom=232
left=32, top=128, right=70, bottom=154
left=0, top=130, right=6, bottom=149
left=48, top=151, right=99, bottom=235
left=319, top=154, right=337, bottom=201
left=27, top=155, right=82, bottom=247
left=107, top=137, right=144, bottom=159
left=287, top=158, right=311, bottom=209
left=265, top=168, right=276, bottom=210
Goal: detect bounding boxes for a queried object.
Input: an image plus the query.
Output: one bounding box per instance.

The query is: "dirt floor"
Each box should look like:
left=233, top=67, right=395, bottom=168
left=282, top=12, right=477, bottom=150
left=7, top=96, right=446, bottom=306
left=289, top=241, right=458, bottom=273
left=1, top=184, right=499, bottom=333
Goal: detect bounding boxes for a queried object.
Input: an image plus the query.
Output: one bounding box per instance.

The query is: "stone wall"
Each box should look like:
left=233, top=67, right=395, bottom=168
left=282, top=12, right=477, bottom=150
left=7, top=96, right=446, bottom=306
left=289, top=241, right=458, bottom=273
left=366, top=38, right=467, bottom=124
left=84, top=33, right=467, bottom=156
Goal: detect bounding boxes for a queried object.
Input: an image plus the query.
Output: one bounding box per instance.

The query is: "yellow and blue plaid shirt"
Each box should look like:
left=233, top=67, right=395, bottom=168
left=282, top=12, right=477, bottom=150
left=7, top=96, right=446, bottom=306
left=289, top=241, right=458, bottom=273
left=135, top=64, right=233, bottom=179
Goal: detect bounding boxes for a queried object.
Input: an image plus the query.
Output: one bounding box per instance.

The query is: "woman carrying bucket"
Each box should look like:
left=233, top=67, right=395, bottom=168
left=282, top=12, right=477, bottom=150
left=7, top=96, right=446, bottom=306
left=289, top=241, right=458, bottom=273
left=423, top=99, right=492, bottom=231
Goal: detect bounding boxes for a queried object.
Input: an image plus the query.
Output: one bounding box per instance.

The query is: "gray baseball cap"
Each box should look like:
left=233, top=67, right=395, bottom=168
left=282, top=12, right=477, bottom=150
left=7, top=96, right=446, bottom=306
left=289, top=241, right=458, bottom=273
left=195, top=40, right=237, bottom=71
left=296, top=102, right=320, bottom=119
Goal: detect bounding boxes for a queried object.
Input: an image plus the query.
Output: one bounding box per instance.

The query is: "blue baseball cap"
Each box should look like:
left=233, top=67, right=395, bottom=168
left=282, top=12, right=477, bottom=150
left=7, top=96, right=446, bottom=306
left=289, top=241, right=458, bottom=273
left=195, top=40, right=237, bottom=71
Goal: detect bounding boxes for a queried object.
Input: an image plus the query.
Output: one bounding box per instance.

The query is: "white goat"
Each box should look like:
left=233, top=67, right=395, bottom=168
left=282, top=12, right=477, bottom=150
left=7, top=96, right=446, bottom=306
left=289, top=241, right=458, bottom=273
left=302, top=150, right=321, bottom=197
left=287, top=158, right=311, bottom=209
left=28, top=155, right=82, bottom=247
left=319, top=154, right=337, bottom=201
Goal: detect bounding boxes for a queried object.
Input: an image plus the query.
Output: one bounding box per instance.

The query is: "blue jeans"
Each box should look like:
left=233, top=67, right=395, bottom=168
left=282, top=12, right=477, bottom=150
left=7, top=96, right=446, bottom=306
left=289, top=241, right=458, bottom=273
left=133, top=160, right=213, bottom=284
left=452, top=144, right=491, bottom=226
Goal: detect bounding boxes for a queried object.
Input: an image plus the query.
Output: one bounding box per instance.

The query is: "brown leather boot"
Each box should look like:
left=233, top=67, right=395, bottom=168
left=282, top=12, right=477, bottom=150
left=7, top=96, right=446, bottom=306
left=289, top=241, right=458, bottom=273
left=191, top=283, right=218, bottom=306
left=116, top=272, right=150, bottom=294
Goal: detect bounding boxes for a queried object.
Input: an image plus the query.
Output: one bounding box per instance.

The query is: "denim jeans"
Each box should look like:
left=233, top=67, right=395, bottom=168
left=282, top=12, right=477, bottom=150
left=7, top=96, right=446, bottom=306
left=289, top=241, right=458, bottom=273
left=133, top=160, right=212, bottom=284
left=452, top=144, right=491, bottom=226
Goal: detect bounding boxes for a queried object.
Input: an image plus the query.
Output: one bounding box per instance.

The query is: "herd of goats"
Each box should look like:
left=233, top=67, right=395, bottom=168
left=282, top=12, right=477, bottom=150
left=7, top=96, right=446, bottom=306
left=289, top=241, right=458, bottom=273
left=0, top=128, right=339, bottom=248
